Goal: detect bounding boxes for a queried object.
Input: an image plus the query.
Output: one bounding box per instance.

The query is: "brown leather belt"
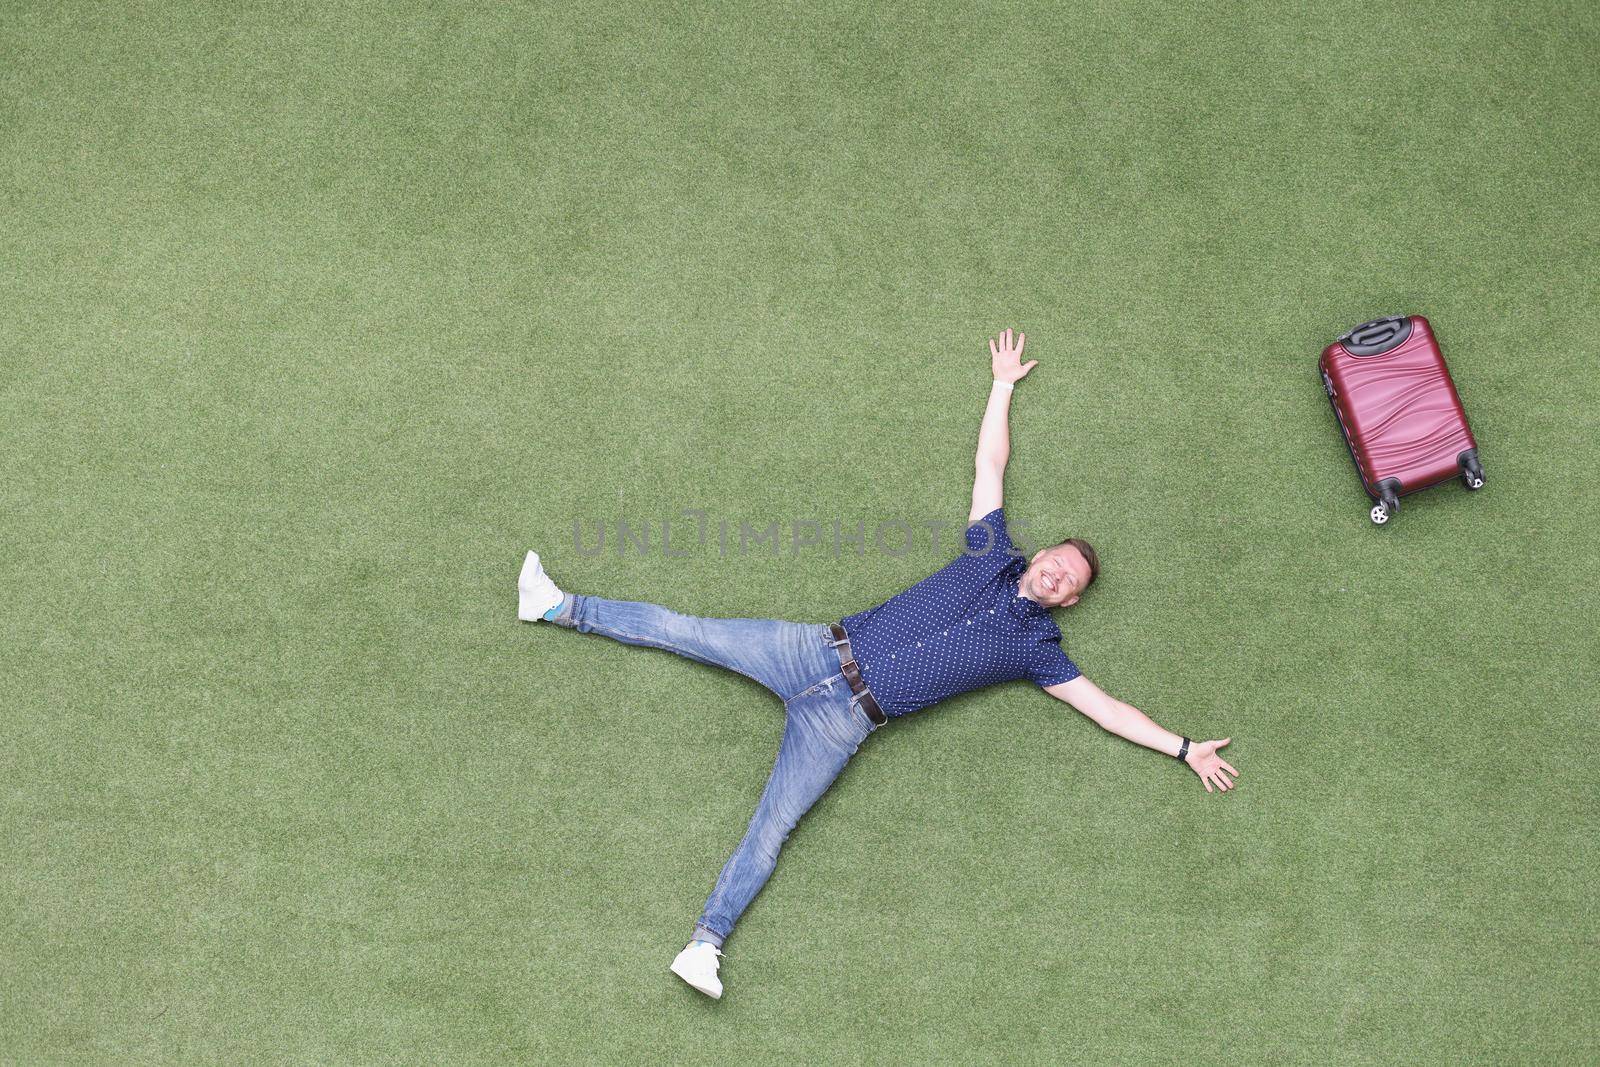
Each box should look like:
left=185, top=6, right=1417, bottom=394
left=828, top=624, right=887, bottom=726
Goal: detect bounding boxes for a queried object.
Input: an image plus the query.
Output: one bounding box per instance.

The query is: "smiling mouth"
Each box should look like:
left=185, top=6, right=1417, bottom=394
left=1041, top=572, right=1059, bottom=595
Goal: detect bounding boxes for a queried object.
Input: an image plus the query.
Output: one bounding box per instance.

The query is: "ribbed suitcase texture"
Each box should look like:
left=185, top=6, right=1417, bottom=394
left=1319, top=315, right=1483, bottom=524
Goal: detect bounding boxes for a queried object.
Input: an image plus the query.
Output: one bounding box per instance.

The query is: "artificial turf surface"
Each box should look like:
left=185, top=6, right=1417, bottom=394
left=3, top=0, right=1598, bottom=1062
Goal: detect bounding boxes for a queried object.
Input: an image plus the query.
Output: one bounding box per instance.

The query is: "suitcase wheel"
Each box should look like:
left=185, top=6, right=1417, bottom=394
left=1459, top=449, right=1486, bottom=491
left=1369, top=480, right=1401, bottom=526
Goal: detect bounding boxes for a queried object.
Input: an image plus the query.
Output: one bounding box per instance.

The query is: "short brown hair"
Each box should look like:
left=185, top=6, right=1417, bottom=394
left=1062, top=538, right=1100, bottom=589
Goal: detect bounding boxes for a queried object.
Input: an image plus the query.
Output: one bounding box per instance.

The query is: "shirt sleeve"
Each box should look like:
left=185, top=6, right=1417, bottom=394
left=964, top=507, right=1018, bottom=562
left=1029, top=638, right=1081, bottom=687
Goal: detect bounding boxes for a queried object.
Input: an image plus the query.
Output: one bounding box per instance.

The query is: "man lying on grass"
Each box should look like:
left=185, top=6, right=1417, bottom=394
left=517, top=328, right=1239, bottom=1000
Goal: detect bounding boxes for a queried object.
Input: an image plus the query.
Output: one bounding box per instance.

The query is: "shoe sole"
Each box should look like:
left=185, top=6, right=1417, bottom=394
left=669, top=961, right=722, bottom=999
left=517, top=551, right=555, bottom=622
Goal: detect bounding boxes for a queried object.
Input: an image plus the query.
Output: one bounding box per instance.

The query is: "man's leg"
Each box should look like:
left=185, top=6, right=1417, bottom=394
left=523, top=549, right=825, bottom=699
left=691, top=681, right=875, bottom=951
left=548, top=592, right=827, bottom=702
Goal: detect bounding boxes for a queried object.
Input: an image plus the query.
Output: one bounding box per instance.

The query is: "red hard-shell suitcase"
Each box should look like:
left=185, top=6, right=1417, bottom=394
left=1319, top=315, right=1484, bottom=525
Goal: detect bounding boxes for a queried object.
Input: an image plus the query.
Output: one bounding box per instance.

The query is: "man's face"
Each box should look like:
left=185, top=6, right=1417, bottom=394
left=1019, top=543, right=1091, bottom=608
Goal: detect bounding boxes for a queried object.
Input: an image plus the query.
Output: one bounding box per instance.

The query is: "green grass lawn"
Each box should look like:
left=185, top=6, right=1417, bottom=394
left=3, top=1, right=1597, bottom=1061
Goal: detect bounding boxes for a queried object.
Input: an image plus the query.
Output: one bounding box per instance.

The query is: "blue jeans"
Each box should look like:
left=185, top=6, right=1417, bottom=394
left=552, top=594, right=882, bottom=948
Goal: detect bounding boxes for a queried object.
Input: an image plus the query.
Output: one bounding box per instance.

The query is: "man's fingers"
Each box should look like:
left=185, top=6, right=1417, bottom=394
left=1021, top=360, right=1038, bottom=375
left=1202, top=776, right=1214, bottom=793
left=989, top=338, right=998, bottom=358
left=1218, top=737, right=1231, bottom=748
left=1016, top=331, right=1026, bottom=354
left=1220, top=760, right=1238, bottom=776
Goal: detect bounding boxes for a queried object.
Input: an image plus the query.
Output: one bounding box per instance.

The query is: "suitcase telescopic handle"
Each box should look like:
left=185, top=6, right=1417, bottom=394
left=1338, top=315, right=1413, bottom=356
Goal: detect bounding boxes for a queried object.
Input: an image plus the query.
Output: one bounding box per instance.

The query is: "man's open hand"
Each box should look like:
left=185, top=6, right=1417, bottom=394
left=1185, top=738, right=1239, bottom=793
left=989, top=328, right=1037, bottom=383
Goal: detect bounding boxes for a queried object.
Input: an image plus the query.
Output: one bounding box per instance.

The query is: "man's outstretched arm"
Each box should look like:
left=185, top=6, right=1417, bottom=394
left=970, top=327, right=1038, bottom=523
left=1045, top=675, right=1239, bottom=793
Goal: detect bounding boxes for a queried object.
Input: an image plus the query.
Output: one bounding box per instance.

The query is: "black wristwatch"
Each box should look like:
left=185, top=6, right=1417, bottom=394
left=1176, top=736, right=1191, bottom=762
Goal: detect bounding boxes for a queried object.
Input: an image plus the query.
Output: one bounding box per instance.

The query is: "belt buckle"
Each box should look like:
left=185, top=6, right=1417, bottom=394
left=829, top=625, right=879, bottom=728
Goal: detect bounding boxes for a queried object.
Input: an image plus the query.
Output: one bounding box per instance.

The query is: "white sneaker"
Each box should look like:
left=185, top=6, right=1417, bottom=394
left=669, top=940, right=724, bottom=999
left=517, top=551, right=565, bottom=622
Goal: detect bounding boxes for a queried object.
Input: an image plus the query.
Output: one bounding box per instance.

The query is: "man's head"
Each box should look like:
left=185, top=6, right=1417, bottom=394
left=1019, top=538, right=1099, bottom=608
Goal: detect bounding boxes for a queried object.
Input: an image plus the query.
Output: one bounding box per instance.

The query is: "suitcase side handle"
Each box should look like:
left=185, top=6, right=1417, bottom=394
left=1338, top=315, right=1413, bottom=356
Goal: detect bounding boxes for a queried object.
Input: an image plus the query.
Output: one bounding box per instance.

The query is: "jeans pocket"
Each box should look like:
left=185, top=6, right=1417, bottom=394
left=798, top=687, right=868, bottom=750
left=847, top=697, right=878, bottom=740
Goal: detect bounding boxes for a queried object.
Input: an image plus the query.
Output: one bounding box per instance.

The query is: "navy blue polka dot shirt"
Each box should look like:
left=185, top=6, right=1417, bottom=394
left=840, top=508, right=1081, bottom=717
